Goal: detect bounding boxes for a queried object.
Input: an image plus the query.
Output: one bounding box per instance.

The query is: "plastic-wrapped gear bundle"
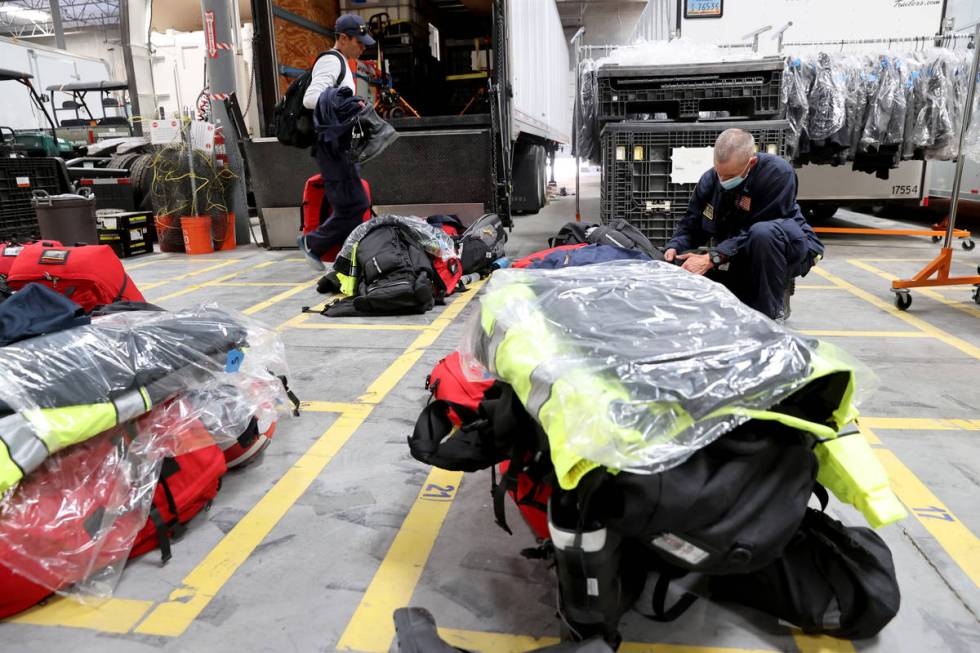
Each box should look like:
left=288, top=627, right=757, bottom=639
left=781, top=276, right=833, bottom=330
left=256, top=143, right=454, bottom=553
left=0, top=305, right=292, bottom=600
left=461, top=260, right=867, bottom=483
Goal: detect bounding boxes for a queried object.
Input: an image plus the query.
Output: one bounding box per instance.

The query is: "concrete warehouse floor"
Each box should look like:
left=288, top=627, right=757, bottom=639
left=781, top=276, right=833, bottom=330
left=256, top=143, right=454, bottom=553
left=3, top=179, right=980, bottom=653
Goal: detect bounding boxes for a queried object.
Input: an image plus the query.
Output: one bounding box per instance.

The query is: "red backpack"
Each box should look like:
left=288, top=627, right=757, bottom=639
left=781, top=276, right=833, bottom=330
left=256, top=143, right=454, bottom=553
left=412, top=353, right=551, bottom=539
left=511, top=243, right=587, bottom=269
left=129, top=442, right=227, bottom=564
left=6, top=243, right=144, bottom=312
left=0, top=418, right=224, bottom=618
left=302, top=174, right=373, bottom=262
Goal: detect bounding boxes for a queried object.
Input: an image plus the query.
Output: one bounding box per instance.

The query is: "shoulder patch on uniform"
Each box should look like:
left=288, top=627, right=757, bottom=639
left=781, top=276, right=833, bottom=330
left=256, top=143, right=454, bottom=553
left=703, top=204, right=714, bottom=221
left=737, top=195, right=752, bottom=212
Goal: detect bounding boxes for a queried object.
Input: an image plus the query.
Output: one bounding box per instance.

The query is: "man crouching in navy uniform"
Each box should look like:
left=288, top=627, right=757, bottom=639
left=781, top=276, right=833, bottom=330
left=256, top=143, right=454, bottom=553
left=664, top=128, right=824, bottom=321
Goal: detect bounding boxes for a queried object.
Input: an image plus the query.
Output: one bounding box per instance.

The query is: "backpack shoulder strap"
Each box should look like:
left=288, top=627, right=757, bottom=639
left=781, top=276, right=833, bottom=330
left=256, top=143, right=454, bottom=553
left=321, top=50, right=348, bottom=87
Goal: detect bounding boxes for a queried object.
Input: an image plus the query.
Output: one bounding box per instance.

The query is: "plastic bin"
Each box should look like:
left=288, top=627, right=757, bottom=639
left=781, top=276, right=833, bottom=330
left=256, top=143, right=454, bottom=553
left=97, top=210, right=151, bottom=258
left=78, top=177, right=137, bottom=212
left=600, top=120, right=792, bottom=245
left=0, top=157, right=70, bottom=242
left=597, top=59, right=785, bottom=124
left=32, top=189, right=98, bottom=245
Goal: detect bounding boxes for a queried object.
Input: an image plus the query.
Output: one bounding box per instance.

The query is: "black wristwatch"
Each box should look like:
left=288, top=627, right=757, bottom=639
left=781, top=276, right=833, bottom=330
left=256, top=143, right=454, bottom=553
left=709, top=250, right=726, bottom=267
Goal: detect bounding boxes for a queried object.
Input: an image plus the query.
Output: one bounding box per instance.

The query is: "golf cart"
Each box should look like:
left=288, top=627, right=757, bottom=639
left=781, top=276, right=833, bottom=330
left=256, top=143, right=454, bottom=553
left=0, top=68, right=71, bottom=157
left=46, top=80, right=133, bottom=149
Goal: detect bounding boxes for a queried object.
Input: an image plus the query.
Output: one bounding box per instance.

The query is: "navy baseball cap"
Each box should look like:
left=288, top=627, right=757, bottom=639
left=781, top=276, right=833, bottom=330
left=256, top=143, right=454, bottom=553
left=336, top=14, right=376, bottom=46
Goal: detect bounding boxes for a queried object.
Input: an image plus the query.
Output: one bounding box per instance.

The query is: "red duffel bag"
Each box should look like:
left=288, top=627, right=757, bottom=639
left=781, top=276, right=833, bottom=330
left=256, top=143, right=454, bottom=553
left=6, top=242, right=144, bottom=312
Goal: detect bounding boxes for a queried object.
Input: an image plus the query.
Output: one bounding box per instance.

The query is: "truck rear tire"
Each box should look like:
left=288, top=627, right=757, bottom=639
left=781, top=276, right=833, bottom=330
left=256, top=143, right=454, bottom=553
left=801, top=202, right=839, bottom=222
left=512, top=143, right=543, bottom=215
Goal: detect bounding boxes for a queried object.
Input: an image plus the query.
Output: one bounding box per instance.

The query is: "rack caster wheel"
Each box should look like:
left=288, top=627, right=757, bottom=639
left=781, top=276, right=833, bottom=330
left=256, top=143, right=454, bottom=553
left=931, top=235, right=942, bottom=243
left=963, top=239, right=976, bottom=251
left=893, top=291, right=912, bottom=311
left=973, top=287, right=980, bottom=305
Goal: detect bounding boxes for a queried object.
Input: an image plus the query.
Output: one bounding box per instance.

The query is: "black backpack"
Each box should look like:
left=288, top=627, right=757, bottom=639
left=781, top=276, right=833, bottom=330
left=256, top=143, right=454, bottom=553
left=587, top=419, right=817, bottom=576
left=587, top=219, right=662, bottom=261
left=324, top=225, right=436, bottom=317
left=710, top=505, right=901, bottom=639
left=458, top=213, right=507, bottom=274
left=549, top=221, right=595, bottom=247
left=273, top=50, right=347, bottom=148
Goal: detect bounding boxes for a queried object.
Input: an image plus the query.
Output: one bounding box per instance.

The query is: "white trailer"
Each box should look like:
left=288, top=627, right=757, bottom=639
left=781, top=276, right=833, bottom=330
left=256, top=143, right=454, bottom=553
left=0, top=35, right=111, bottom=131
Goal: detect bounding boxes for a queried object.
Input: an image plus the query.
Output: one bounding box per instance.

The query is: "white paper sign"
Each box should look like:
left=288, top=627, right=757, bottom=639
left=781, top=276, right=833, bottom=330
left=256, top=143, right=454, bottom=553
left=670, top=147, right=715, bottom=184
left=149, top=119, right=181, bottom=145
left=190, top=121, right=216, bottom=153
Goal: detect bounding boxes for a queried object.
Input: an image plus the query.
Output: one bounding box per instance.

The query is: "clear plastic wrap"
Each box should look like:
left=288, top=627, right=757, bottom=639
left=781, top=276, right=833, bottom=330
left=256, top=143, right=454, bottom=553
left=461, top=261, right=867, bottom=485
left=860, top=56, right=906, bottom=151
left=782, top=57, right=812, bottom=160
left=807, top=53, right=848, bottom=142
left=574, top=58, right=600, bottom=165
left=335, top=214, right=457, bottom=269
left=0, top=305, right=291, bottom=601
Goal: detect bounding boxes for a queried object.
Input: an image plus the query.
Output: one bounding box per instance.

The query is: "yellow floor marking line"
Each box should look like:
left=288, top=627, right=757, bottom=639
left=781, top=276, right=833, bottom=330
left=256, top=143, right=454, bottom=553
left=6, top=597, right=154, bottom=633
left=847, top=259, right=980, bottom=319
left=811, top=267, right=980, bottom=361
left=133, top=410, right=364, bottom=637
left=293, top=322, right=429, bottom=331
left=875, top=448, right=980, bottom=587
left=857, top=424, right=883, bottom=445
left=357, top=282, right=484, bottom=405
left=135, top=260, right=241, bottom=291
left=134, top=285, right=484, bottom=638
left=215, top=281, right=303, bottom=287
left=242, top=280, right=318, bottom=316
left=336, top=469, right=465, bottom=652
left=792, top=633, right=858, bottom=653
left=796, top=284, right=842, bottom=290
left=300, top=401, right=372, bottom=417
left=438, top=629, right=779, bottom=653
left=862, top=417, right=980, bottom=431
left=863, top=257, right=979, bottom=268
left=799, top=330, right=929, bottom=338
left=149, top=270, right=244, bottom=302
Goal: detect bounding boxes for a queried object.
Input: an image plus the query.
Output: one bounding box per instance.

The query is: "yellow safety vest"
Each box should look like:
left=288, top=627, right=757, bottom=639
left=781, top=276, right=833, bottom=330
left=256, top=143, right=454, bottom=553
left=475, top=275, right=906, bottom=529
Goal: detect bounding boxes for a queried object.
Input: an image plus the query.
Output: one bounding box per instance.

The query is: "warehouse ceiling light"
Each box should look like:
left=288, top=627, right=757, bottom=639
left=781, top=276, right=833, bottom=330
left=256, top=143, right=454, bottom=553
left=0, top=6, right=52, bottom=23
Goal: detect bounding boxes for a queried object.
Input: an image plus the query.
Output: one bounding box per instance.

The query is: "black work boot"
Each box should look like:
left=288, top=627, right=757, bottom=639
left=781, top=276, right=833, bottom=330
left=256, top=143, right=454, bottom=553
left=352, top=105, right=399, bottom=164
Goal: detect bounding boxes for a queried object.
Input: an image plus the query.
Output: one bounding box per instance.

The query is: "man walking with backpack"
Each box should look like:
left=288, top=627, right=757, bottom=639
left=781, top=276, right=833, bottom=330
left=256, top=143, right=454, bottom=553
left=297, top=14, right=376, bottom=271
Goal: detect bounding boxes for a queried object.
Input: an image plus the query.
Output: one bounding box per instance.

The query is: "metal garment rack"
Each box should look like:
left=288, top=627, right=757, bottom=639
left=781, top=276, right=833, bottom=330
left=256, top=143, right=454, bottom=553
left=890, top=22, right=980, bottom=311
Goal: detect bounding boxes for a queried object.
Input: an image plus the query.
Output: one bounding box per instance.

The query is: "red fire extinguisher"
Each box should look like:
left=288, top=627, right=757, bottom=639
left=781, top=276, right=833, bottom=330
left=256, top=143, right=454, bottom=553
left=214, top=127, right=228, bottom=168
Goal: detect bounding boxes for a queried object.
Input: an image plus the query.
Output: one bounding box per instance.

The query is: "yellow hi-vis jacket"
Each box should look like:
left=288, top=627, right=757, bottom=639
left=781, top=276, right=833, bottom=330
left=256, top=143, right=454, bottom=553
left=0, top=387, right=153, bottom=494
left=474, top=276, right=906, bottom=529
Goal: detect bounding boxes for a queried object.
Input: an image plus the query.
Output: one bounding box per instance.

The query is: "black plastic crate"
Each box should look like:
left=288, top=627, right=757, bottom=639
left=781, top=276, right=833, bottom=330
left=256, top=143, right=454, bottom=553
left=0, top=158, right=71, bottom=242
left=79, top=177, right=137, bottom=212
left=597, top=59, right=784, bottom=124
left=600, top=120, right=792, bottom=245
left=97, top=210, right=151, bottom=258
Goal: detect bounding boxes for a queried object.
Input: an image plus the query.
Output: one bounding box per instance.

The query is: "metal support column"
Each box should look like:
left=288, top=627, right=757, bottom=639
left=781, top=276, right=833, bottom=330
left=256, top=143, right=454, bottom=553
left=202, top=0, right=250, bottom=245
left=571, top=27, right=585, bottom=223
left=48, top=0, right=66, bottom=50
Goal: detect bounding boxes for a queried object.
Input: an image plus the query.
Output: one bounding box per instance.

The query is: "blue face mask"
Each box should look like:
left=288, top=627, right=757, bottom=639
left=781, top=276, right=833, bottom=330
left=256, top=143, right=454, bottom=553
left=719, top=159, right=753, bottom=191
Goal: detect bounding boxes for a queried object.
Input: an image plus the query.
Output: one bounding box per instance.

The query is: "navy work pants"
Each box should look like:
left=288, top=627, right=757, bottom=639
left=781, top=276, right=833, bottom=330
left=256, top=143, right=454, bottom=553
left=713, top=219, right=808, bottom=320
left=306, top=147, right=371, bottom=259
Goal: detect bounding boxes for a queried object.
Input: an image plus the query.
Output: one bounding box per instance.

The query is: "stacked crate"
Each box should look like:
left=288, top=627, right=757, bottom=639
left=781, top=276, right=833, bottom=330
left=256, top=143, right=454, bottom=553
left=597, top=58, right=789, bottom=245
left=0, top=158, right=72, bottom=242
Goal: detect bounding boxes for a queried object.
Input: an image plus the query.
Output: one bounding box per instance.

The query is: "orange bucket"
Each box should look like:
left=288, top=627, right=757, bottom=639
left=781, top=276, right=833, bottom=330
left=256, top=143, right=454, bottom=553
left=212, top=212, right=237, bottom=251
left=181, top=216, right=214, bottom=255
